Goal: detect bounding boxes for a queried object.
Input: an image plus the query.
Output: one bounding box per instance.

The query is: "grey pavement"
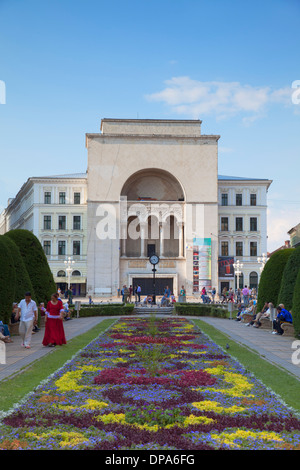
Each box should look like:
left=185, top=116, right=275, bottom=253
left=0, top=314, right=299, bottom=383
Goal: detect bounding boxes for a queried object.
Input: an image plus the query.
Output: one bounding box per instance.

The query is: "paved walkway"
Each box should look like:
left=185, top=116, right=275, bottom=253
left=0, top=315, right=299, bottom=383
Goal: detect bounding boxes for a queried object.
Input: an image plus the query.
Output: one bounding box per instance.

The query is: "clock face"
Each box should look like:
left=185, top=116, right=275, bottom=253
left=149, top=254, right=159, bottom=265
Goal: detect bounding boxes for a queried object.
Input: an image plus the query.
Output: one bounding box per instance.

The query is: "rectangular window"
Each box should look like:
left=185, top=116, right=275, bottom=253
left=250, top=194, right=257, bottom=206
left=43, top=215, right=51, bottom=230
left=250, top=241, right=257, bottom=257
left=58, top=240, right=66, bottom=255
left=74, top=192, right=81, bottom=204
left=236, top=193, right=242, bottom=206
left=250, top=217, right=257, bottom=231
left=58, top=215, right=66, bottom=230
left=221, top=217, right=229, bottom=231
left=236, top=241, right=243, bottom=256
left=73, top=215, right=81, bottom=230
left=73, top=240, right=81, bottom=256
left=43, top=240, right=51, bottom=255
left=221, top=193, right=228, bottom=206
left=221, top=241, right=229, bottom=256
left=235, top=217, right=243, bottom=231
left=44, top=192, right=51, bottom=204
left=59, top=192, right=66, bottom=204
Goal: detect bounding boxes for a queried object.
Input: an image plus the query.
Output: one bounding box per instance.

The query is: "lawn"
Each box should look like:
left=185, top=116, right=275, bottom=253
left=0, top=315, right=299, bottom=450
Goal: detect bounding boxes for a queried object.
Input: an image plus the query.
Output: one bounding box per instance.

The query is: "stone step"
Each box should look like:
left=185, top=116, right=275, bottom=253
left=133, top=306, right=174, bottom=315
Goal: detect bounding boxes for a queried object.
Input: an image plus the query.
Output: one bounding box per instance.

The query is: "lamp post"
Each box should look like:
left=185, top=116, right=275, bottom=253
left=149, top=254, right=159, bottom=304
left=64, top=256, right=75, bottom=291
left=257, top=253, right=268, bottom=273
left=233, top=259, right=243, bottom=292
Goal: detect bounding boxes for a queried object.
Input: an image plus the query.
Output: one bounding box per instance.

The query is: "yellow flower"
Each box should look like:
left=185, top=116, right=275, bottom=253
left=192, top=400, right=246, bottom=414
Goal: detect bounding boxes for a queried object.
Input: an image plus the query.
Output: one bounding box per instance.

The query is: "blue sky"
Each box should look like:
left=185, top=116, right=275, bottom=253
left=0, top=0, right=299, bottom=252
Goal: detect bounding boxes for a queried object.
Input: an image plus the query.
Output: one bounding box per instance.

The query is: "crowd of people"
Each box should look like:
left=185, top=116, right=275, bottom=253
left=0, top=290, right=73, bottom=350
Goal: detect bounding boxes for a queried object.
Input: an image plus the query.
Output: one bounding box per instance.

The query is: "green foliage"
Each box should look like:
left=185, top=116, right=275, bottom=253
left=0, top=236, right=16, bottom=323
left=1, top=235, right=36, bottom=303
left=277, top=247, right=300, bottom=311
left=291, top=268, right=300, bottom=337
left=174, top=303, right=227, bottom=317
left=256, top=248, right=294, bottom=312
left=5, top=229, right=56, bottom=305
left=78, top=304, right=135, bottom=317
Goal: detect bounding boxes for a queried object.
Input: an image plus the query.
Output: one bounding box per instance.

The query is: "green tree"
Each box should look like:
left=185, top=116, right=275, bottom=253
left=1, top=235, right=36, bottom=303
left=5, top=229, right=56, bottom=305
left=256, top=248, right=294, bottom=312
left=0, top=236, right=16, bottom=324
left=291, top=268, right=300, bottom=337
left=277, top=246, right=300, bottom=311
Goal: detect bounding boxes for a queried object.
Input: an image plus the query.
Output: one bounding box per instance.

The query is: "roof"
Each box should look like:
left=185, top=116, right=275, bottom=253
left=218, top=175, right=270, bottom=181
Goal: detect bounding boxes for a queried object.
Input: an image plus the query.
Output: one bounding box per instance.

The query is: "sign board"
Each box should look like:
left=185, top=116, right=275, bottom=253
left=218, top=256, right=234, bottom=278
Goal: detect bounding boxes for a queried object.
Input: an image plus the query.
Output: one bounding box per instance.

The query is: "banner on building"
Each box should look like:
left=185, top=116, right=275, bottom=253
left=192, top=238, right=211, bottom=292
left=218, top=256, right=234, bottom=278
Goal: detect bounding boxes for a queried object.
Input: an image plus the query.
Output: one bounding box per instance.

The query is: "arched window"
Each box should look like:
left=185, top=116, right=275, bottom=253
left=57, top=270, right=66, bottom=277
left=72, top=270, right=81, bottom=276
left=249, top=271, right=258, bottom=290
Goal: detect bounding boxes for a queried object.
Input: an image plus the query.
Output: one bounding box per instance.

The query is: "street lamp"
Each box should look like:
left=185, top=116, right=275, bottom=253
left=149, top=254, right=159, bottom=304
left=257, top=253, right=268, bottom=273
left=233, top=259, right=243, bottom=291
left=64, top=256, right=75, bottom=290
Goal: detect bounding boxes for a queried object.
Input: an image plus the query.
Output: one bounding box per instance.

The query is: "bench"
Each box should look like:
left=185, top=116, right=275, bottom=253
left=8, top=321, right=20, bottom=336
left=281, top=322, right=295, bottom=337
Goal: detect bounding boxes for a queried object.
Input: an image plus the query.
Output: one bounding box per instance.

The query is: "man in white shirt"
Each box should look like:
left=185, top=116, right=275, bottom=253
left=16, top=292, right=38, bottom=349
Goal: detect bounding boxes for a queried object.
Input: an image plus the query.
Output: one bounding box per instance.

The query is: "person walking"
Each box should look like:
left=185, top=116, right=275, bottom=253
left=16, top=292, right=38, bottom=349
left=42, top=293, right=67, bottom=347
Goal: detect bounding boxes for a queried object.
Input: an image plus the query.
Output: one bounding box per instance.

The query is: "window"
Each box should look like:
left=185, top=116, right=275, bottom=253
left=74, top=192, right=81, bottom=204
left=59, top=192, right=66, bottom=204
left=43, top=240, right=51, bottom=255
left=58, top=215, right=66, bottom=230
left=58, top=240, right=66, bottom=256
left=249, top=271, right=258, bottom=289
left=250, top=241, right=257, bottom=257
left=43, top=215, right=51, bottom=230
left=57, top=270, right=66, bottom=277
left=236, top=193, right=242, bottom=206
left=221, top=241, right=229, bottom=256
left=44, top=192, right=51, bottom=204
left=236, top=241, right=243, bottom=256
left=221, top=193, right=228, bottom=206
left=250, top=217, right=257, bottom=231
left=235, top=217, right=243, bottom=231
left=73, top=240, right=81, bottom=256
left=73, top=215, right=81, bottom=230
left=72, top=270, right=81, bottom=276
left=250, top=194, right=257, bottom=206
left=221, top=217, right=229, bottom=231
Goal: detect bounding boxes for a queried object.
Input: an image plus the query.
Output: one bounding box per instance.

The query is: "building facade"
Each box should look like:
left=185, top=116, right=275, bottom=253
left=0, top=118, right=272, bottom=297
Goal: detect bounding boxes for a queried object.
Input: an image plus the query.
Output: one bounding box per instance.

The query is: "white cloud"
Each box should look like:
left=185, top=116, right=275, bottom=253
left=145, top=77, right=292, bottom=121
left=267, top=205, right=300, bottom=253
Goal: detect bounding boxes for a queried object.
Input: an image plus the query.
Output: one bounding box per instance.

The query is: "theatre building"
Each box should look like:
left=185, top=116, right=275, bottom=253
left=0, top=118, right=272, bottom=298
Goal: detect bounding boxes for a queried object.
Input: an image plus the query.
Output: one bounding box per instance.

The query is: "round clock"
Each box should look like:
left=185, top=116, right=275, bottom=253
left=149, top=254, right=160, bottom=265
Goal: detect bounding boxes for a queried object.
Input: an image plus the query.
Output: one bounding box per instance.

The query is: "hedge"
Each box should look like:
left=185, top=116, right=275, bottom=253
left=0, top=236, right=16, bottom=324
left=77, top=304, right=135, bottom=317
left=5, top=229, right=56, bottom=305
left=277, top=246, right=300, bottom=312
left=291, top=268, right=300, bottom=337
left=174, top=303, right=228, bottom=318
left=1, top=235, right=36, bottom=304
left=256, top=248, right=294, bottom=312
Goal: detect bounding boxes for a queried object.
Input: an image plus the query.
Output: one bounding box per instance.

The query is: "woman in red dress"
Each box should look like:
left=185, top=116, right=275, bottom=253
left=42, top=293, right=67, bottom=347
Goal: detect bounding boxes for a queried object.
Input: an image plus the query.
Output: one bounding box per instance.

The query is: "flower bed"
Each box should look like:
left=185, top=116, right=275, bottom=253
left=1, top=316, right=300, bottom=450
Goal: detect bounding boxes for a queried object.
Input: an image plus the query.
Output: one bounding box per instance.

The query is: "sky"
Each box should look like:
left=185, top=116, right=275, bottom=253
left=0, top=0, right=299, bottom=253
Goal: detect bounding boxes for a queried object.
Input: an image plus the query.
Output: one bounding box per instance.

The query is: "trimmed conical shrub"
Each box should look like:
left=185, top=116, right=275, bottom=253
left=256, top=248, right=294, bottom=312
left=1, top=234, right=36, bottom=304
left=0, top=236, right=16, bottom=324
left=292, top=268, right=300, bottom=337
left=277, top=247, right=300, bottom=311
left=5, top=229, right=56, bottom=305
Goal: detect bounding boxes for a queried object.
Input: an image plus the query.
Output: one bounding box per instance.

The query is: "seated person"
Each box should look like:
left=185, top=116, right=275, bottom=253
left=252, top=302, right=271, bottom=328
left=160, top=294, right=169, bottom=306
left=0, top=322, right=13, bottom=343
left=63, top=302, right=73, bottom=320
left=272, top=306, right=292, bottom=335
left=239, top=300, right=255, bottom=323
left=11, top=302, right=19, bottom=323
left=235, top=303, right=243, bottom=321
